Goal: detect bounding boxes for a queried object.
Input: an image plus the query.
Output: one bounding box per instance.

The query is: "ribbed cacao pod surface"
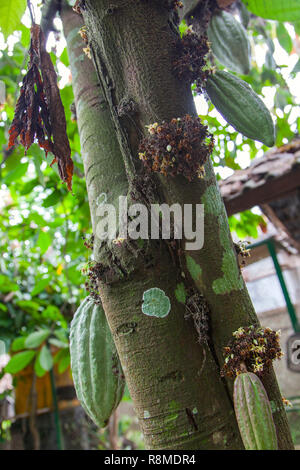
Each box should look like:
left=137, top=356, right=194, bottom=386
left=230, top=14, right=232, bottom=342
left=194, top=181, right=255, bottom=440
left=207, top=10, right=251, bottom=74
left=233, top=372, right=278, bottom=450
left=205, top=70, right=275, bottom=147
left=70, top=297, right=125, bottom=428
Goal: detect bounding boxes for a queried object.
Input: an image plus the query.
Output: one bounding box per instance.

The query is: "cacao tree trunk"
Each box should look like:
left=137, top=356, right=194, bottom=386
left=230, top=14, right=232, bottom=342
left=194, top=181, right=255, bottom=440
left=61, top=2, right=294, bottom=450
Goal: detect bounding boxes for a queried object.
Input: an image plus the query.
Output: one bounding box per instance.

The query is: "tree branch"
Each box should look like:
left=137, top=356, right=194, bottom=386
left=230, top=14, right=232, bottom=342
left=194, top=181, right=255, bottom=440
left=40, top=0, right=62, bottom=40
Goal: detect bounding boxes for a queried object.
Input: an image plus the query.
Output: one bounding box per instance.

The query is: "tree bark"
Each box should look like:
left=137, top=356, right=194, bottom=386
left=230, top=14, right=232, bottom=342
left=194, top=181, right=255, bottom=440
left=61, top=2, right=294, bottom=450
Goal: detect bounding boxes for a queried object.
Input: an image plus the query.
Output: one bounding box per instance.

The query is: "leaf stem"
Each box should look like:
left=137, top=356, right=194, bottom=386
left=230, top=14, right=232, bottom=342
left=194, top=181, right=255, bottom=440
left=27, top=1, right=36, bottom=26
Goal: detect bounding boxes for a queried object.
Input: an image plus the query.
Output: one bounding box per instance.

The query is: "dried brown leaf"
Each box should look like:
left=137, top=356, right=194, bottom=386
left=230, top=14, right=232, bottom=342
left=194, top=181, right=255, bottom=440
left=40, top=33, right=73, bottom=191
left=8, top=23, right=73, bottom=191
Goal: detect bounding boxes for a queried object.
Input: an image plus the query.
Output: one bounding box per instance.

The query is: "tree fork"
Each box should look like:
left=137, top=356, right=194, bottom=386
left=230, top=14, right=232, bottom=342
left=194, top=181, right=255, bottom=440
left=62, top=1, right=293, bottom=449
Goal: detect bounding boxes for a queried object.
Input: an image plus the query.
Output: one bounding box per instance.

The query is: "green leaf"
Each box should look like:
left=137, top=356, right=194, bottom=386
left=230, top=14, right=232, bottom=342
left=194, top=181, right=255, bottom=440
left=2, top=148, right=22, bottom=172
left=31, top=277, right=51, bottom=296
left=58, top=352, right=70, bottom=374
left=48, top=338, right=68, bottom=349
left=2, top=162, right=28, bottom=185
left=25, top=329, right=50, bottom=349
left=32, top=150, right=45, bottom=187
left=179, top=19, right=189, bottom=38
left=53, top=328, right=68, bottom=343
left=11, top=336, right=26, bottom=352
left=294, top=21, right=300, bottom=35
left=20, top=178, right=40, bottom=195
left=142, top=288, right=171, bottom=318
left=242, top=0, right=300, bottom=22
left=30, top=212, right=48, bottom=227
left=37, top=230, right=51, bottom=254
left=59, top=48, right=69, bottom=67
left=0, top=0, right=27, bottom=40
left=15, top=300, right=40, bottom=313
left=42, top=189, right=61, bottom=208
left=42, top=305, right=63, bottom=322
left=34, top=350, right=47, bottom=377
left=19, top=22, right=30, bottom=48
left=276, top=23, right=293, bottom=54
left=53, top=347, right=69, bottom=365
left=39, top=345, right=53, bottom=371
left=0, top=275, right=19, bottom=293
left=4, top=350, right=36, bottom=374
left=0, top=317, right=12, bottom=328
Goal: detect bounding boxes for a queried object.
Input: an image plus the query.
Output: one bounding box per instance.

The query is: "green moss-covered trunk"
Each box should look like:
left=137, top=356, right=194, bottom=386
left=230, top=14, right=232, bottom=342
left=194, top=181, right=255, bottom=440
left=61, top=2, right=293, bottom=450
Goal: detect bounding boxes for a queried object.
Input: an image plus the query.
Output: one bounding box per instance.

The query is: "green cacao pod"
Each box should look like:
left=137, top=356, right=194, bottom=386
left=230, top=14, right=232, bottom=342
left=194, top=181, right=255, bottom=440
left=70, top=297, right=125, bottom=428
left=233, top=372, right=278, bottom=450
left=205, top=70, right=275, bottom=147
left=207, top=10, right=251, bottom=74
